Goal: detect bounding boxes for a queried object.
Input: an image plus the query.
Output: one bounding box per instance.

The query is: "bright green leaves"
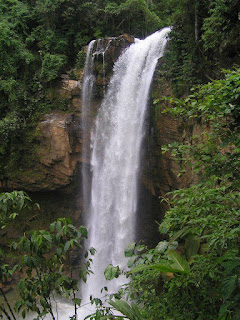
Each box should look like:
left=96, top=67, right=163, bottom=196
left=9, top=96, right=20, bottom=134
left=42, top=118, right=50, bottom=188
left=161, top=68, right=240, bottom=124
left=9, top=216, right=93, bottom=319
left=130, top=249, right=190, bottom=275
left=109, top=299, right=144, bottom=320
left=162, top=184, right=240, bottom=252
left=155, top=240, right=169, bottom=253
left=64, top=240, right=71, bottom=253
left=15, top=217, right=85, bottom=260
left=150, top=69, right=240, bottom=318
left=0, top=264, right=18, bottom=284
left=130, top=263, right=181, bottom=274
left=0, top=191, right=31, bottom=229
left=0, top=191, right=34, bottom=319
left=40, top=53, right=66, bottom=82
left=124, top=242, right=136, bottom=257
left=104, top=264, right=120, bottom=280
left=160, top=69, right=240, bottom=188
left=80, top=226, right=88, bottom=239
left=167, top=250, right=190, bottom=273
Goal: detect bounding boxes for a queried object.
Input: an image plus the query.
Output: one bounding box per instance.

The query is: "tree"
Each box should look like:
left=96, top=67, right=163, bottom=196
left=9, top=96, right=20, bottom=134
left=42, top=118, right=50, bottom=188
left=0, top=191, right=94, bottom=320
left=0, top=191, right=32, bottom=319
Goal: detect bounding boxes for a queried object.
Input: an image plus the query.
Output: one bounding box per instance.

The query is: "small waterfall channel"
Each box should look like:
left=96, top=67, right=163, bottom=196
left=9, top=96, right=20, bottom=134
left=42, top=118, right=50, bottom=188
left=81, top=38, right=114, bottom=215
left=80, top=27, right=171, bottom=317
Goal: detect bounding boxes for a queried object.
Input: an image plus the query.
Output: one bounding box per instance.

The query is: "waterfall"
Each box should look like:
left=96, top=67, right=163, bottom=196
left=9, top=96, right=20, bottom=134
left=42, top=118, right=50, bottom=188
left=81, top=38, right=112, bottom=213
left=80, top=27, right=170, bottom=317
left=81, top=39, right=96, bottom=214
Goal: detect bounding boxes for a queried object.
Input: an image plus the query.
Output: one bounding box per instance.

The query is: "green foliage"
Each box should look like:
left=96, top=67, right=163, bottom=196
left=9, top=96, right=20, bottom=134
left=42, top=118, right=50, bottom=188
left=40, top=53, right=66, bottom=82
left=104, top=264, right=120, bottom=281
left=76, top=50, right=86, bottom=69
left=0, top=191, right=94, bottom=320
left=202, top=0, right=240, bottom=59
left=109, top=299, right=144, bottom=320
left=163, top=0, right=240, bottom=95
left=130, top=249, right=190, bottom=274
left=104, top=0, right=162, bottom=37
left=1, top=0, right=239, bottom=176
left=13, top=218, right=91, bottom=319
left=0, top=191, right=32, bottom=320
left=0, top=191, right=31, bottom=231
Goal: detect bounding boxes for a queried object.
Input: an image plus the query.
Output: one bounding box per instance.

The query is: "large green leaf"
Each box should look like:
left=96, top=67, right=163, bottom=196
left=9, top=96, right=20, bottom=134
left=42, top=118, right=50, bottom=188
left=104, top=264, right=120, bottom=280
left=109, top=299, right=134, bottom=319
left=221, top=276, right=237, bottom=301
left=130, top=263, right=176, bottom=274
left=127, top=255, right=137, bottom=268
left=130, top=257, right=189, bottom=274
left=124, top=243, right=136, bottom=257
left=80, top=226, right=88, bottom=239
left=109, top=299, right=143, bottom=320
left=131, top=302, right=144, bottom=319
left=168, top=250, right=190, bottom=274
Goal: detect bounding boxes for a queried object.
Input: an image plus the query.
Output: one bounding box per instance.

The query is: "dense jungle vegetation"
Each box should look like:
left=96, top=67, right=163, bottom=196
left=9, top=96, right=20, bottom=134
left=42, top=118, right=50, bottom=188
left=0, top=0, right=240, bottom=319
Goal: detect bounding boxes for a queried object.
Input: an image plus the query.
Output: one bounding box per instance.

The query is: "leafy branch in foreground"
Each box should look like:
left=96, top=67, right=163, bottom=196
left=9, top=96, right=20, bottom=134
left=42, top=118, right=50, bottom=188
left=0, top=191, right=94, bottom=320
left=13, top=218, right=94, bottom=320
left=0, top=191, right=31, bottom=320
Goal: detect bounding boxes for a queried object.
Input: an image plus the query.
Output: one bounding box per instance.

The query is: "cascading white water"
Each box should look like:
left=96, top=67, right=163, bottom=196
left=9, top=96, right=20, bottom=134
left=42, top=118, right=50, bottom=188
left=81, top=39, right=96, bottom=214
left=80, top=27, right=171, bottom=316
left=81, top=38, right=111, bottom=213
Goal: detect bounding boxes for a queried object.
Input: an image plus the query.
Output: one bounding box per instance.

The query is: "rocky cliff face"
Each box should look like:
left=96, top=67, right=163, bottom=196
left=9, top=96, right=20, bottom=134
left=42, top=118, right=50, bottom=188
left=0, top=34, right=197, bottom=233
left=143, top=79, right=197, bottom=199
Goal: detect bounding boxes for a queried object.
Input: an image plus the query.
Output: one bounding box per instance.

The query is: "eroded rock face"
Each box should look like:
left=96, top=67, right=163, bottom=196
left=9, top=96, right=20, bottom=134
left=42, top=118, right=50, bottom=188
left=142, top=79, right=197, bottom=205
left=34, top=113, right=79, bottom=191
left=0, top=112, right=82, bottom=192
